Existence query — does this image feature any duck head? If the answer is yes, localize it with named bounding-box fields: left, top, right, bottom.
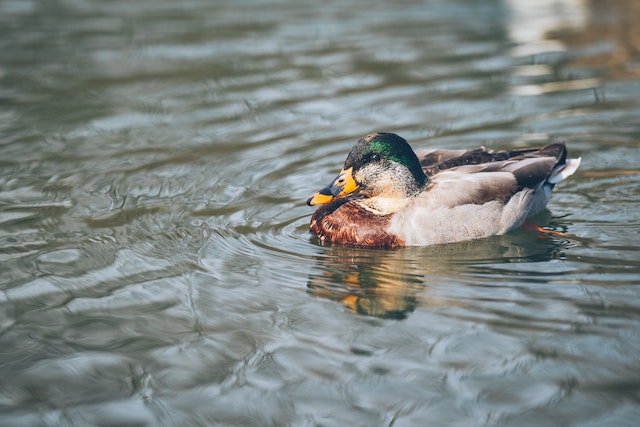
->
left=307, top=132, right=427, bottom=208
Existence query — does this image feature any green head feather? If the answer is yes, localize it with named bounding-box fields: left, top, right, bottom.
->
left=345, top=132, right=426, bottom=187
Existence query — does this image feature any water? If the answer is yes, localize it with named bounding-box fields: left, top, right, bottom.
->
left=1, top=0, right=639, bottom=426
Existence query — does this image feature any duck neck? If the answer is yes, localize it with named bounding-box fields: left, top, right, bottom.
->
left=359, top=178, right=425, bottom=214
left=359, top=195, right=412, bottom=215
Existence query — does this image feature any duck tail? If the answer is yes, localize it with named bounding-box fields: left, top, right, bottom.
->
left=536, top=142, right=581, bottom=185
left=548, top=157, right=581, bottom=184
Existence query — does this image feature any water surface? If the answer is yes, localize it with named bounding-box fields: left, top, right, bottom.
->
left=1, top=0, right=640, bottom=426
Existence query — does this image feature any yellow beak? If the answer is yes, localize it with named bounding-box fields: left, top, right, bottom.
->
left=306, top=167, right=359, bottom=206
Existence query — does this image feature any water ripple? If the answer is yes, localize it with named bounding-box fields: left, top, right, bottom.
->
left=1, top=0, right=640, bottom=426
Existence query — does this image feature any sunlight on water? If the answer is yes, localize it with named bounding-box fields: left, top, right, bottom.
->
left=1, top=0, right=640, bottom=426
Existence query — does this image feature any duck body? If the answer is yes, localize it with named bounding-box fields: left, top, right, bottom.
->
left=307, top=132, right=581, bottom=248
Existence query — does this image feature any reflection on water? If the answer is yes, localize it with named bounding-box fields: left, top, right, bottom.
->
left=508, top=0, right=640, bottom=98
left=308, top=220, right=575, bottom=319
left=308, top=247, right=424, bottom=319
left=1, top=0, right=640, bottom=426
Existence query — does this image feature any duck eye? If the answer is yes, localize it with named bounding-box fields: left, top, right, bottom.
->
left=370, top=153, right=381, bottom=162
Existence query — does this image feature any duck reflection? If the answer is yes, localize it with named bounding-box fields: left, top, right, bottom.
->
left=307, top=215, right=574, bottom=319
left=307, top=247, right=423, bottom=319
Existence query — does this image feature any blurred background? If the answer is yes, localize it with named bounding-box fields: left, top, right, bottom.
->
left=1, top=0, right=639, bottom=426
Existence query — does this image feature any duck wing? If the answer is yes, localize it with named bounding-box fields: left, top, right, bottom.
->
left=416, top=145, right=555, bottom=177
left=425, top=142, right=579, bottom=206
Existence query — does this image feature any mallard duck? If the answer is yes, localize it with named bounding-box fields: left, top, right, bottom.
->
left=306, top=132, right=581, bottom=248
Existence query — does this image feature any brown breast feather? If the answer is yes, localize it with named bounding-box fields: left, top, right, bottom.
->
left=309, top=198, right=402, bottom=248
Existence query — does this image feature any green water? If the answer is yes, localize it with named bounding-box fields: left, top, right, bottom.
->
left=1, top=0, right=639, bottom=426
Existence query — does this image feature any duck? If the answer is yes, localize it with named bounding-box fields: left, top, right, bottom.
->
left=306, top=132, right=581, bottom=248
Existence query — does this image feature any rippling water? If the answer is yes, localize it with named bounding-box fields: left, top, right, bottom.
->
left=1, top=0, right=640, bottom=426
